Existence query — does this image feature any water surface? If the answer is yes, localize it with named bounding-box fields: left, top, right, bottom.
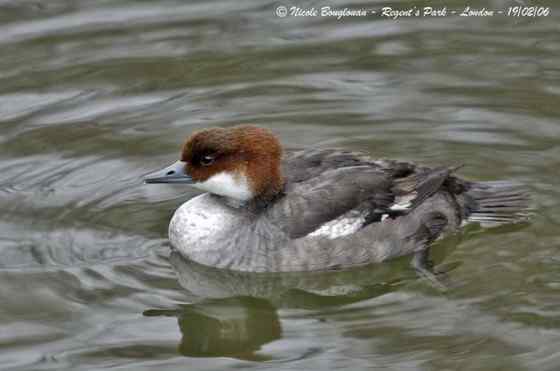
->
left=1, top=1, right=559, bottom=370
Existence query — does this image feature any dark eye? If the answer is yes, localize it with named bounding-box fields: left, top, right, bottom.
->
left=200, top=155, right=215, bottom=166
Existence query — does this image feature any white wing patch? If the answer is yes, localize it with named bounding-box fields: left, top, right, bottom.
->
left=389, top=193, right=416, bottom=211
left=308, top=192, right=418, bottom=240
left=309, top=211, right=366, bottom=239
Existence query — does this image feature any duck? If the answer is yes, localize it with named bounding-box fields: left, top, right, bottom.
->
left=145, top=125, right=530, bottom=273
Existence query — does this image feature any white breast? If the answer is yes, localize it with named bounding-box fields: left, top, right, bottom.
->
left=169, top=194, right=242, bottom=264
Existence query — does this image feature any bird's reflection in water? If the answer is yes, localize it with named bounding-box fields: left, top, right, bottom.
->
left=145, top=239, right=460, bottom=359
left=146, top=296, right=280, bottom=360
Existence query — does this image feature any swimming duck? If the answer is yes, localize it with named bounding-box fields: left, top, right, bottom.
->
left=145, top=125, right=529, bottom=273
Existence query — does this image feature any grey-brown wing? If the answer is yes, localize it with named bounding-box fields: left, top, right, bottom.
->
left=268, top=164, right=395, bottom=239
left=282, top=148, right=418, bottom=185
left=271, top=149, right=462, bottom=240
left=282, top=148, right=375, bottom=184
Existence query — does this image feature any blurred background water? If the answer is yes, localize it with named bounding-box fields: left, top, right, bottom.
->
left=1, top=0, right=559, bottom=370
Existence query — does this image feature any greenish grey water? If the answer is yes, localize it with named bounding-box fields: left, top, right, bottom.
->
left=1, top=1, right=559, bottom=370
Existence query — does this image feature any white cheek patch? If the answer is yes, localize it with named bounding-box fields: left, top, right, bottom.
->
left=192, top=171, right=253, bottom=201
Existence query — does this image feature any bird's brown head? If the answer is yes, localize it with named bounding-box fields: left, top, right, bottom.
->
left=145, top=125, right=284, bottom=202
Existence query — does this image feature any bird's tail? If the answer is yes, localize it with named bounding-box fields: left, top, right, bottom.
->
left=464, top=181, right=531, bottom=226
